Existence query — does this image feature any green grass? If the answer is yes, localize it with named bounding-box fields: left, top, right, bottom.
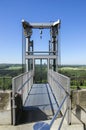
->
left=60, top=65, right=86, bottom=70
left=7, top=66, right=22, bottom=70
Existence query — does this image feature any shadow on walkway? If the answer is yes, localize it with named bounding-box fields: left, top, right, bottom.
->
left=19, top=107, right=52, bottom=125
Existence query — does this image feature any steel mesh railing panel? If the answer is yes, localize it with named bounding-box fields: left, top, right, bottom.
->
left=12, top=70, right=33, bottom=105
left=12, top=70, right=34, bottom=125
left=48, top=69, right=71, bottom=125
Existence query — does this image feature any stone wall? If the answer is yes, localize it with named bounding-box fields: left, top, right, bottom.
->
left=71, top=89, right=86, bottom=109
left=71, top=89, right=86, bottom=125
left=15, top=93, right=23, bottom=125
left=0, top=91, right=12, bottom=125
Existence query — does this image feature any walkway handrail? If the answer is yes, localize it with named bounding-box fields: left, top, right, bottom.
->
left=48, top=69, right=71, bottom=126
left=49, top=94, right=68, bottom=128
left=12, top=70, right=33, bottom=104
left=12, top=70, right=34, bottom=125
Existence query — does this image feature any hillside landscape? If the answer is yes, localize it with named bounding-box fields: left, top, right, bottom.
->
left=0, top=64, right=86, bottom=90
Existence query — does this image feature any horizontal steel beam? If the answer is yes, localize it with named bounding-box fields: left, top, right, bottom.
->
left=22, top=19, right=60, bottom=29
left=25, top=55, right=56, bottom=59
left=26, top=51, right=56, bottom=54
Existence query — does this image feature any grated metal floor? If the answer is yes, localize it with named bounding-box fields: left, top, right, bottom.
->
left=25, top=84, right=50, bottom=107
left=20, top=84, right=60, bottom=124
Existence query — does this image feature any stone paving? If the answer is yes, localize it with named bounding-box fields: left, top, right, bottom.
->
left=0, top=113, right=84, bottom=130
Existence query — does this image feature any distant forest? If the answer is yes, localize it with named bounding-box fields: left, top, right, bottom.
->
left=0, top=64, right=22, bottom=90
left=58, top=65, right=86, bottom=89
left=0, top=64, right=86, bottom=90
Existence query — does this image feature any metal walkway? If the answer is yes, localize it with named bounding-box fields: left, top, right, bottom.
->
left=21, top=84, right=60, bottom=123
left=12, top=70, right=71, bottom=127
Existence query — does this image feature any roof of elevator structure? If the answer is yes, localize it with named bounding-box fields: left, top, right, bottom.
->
left=22, top=19, right=60, bottom=29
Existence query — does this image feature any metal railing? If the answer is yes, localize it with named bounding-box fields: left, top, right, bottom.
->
left=12, top=70, right=33, bottom=105
left=12, top=69, right=71, bottom=127
left=12, top=70, right=33, bottom=125
left=48, top=69, right=71, bottom=127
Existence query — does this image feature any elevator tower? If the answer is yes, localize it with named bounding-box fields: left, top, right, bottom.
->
left=22, top=20, right=60, bottom=82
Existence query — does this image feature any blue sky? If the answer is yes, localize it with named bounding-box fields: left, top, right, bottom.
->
left=0, top=0, right=86, bottom=65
